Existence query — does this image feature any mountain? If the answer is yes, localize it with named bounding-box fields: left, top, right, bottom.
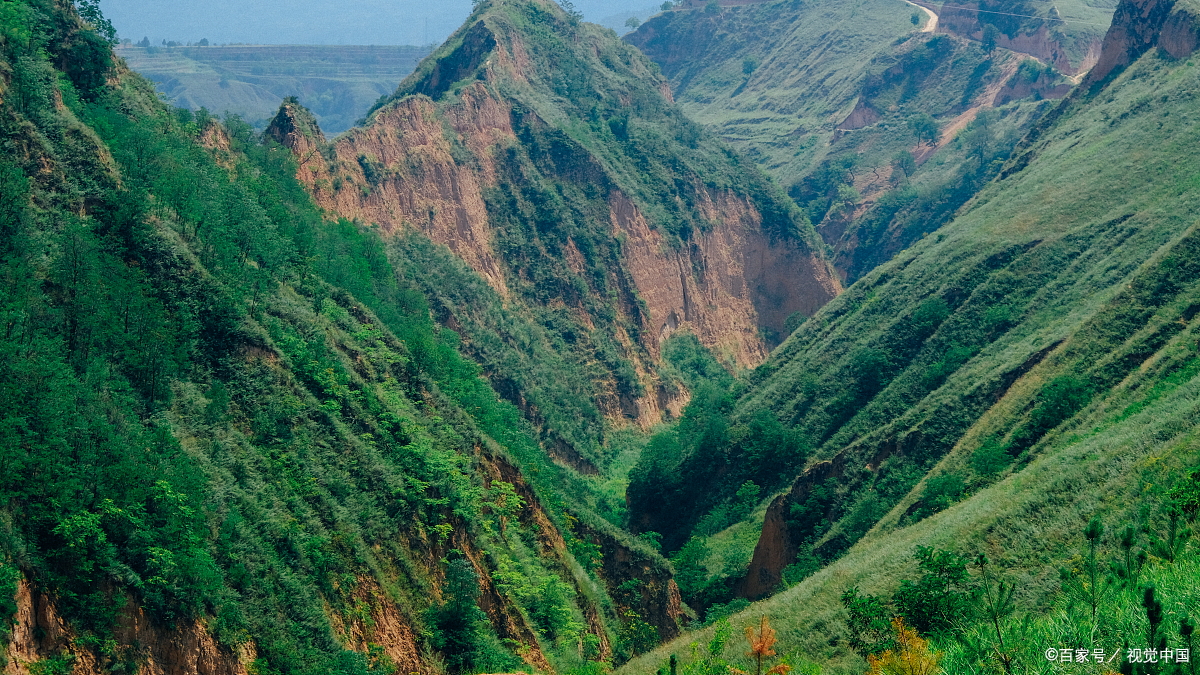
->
left=627, top=0, right=1115, bottom=283
left=117, top=44, right=431, bottom=133
left=0, top=1, right=697, bottom=673
left=263, top=0, right=842, bottom=479
left=618, top=0, right=1200, bottom=670
left=8, top=0, right=1200, bottom=673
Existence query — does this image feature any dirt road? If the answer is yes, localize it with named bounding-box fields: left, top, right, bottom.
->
left=904, top=0, right=938, bottom=33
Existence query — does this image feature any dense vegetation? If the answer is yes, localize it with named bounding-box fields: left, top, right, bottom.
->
left=0, top=1, right=676, bottom=673
left=620, top=4, right=1200, bottom=672
left=7, top=0, right=1200, bottom=674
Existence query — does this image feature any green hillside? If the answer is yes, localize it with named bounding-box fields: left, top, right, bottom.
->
left=627, top=0, right=1114, bottom=283
left=117, top=45, right=429, bottom=132
left=6, top=0, right=1200, bottom=673
left=0, top=2, right=681, bottom=673
left=619, top=0, right=1200, bottom=671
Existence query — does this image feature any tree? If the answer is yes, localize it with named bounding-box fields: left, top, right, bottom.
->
left=981, top=24, right=1000, bottom=56
left=842, top=587, right=896, bottom=657
left=891, top=150, right=916, bottom=182
left=198, top=37, right=209, bottom=46
left=911, top=13, right=920, bottom=26
left=743, top=616, right=791, bottom=675
left=975, top=555, right=1015, bottom=674
left=75, top=0, right=118, bottom=45
left=1060, top=517, right=1108, bottom=625
left=907, top=113, right=941, bottom=147
left=705, top=0, right=720, bottom=13
left=743, top=56, right=759, bottom=76
left=487, top=480, right=524, bottom=534
left=138, top=36, right=150, bottom=47
left=625, top=16, right=642, bottom=30
left=662, top=1, right=674, bottom=9
left=893, top=546, right=972, bottom=634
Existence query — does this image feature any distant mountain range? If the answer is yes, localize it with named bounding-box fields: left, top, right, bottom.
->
left=117, top=44, right=431, bottom=133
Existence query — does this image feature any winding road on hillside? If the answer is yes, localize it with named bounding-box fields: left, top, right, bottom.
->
left=904, top=0, right=938, bottom=32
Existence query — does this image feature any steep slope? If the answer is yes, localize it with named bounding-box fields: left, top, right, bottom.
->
left=920, top=0, right=1113, bottom=75
left=627, top=0, right=1087, bottom=284
left=0, top=1, right=683, bottom=673
left=623, top=0, right=1200, bottom=670
left=267, top=0, right=842, bottom=473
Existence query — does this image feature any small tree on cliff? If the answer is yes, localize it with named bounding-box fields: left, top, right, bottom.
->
left=981, top=24, right=1000, bottom=56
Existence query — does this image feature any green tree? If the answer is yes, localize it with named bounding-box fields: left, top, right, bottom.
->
left=743, top=56, right=759, bottom=76
left=1060, top=517, right=1108, bottom=624
left=487, top=480, right=525, bottom=534
left=662, top=1, right=674, bottom=9
left=75, top=0, right=117, bottom=45
left=841, top=587, right=896, bottom=657
left=891, top=150, right=916, bottom=182
left=911, top=13, right=920, bottom=26
left=975, top=554, right=1015, bottom=674
left=981, top=24, right=1000, bottom=56
left=705, top=0, right=720, bottom=13
left=907, top=113, right=941, bottom=147
left=625, top=16, right=642, bottom=30
left=892, top=546, right=972, bottom=634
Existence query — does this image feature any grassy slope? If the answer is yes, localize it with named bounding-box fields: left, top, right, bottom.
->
left=119, top=45, right=428, bottom=132
left=629, top=0, right=917, bottom=181
left=620, top=32, right=1200, bottom=675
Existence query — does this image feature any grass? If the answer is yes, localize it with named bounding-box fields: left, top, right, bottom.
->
left=619, top=38, right=1200, bottom=675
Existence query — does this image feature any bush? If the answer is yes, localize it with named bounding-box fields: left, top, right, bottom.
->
left=893, top=546, right=972, bottom=634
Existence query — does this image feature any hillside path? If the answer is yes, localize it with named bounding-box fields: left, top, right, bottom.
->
left=904, top=0, right=938, bottom=33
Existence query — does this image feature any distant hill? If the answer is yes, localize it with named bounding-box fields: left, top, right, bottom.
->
left=117, top=44, right=430, bottom=133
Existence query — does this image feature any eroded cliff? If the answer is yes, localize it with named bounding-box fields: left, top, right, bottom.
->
left=268, top=0, right=841, bottom=443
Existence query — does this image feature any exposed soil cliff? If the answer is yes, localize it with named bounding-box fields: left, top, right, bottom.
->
left=733, top=455, right=847, bottom=599
left=4, top=578, right=254, bottom=675
left=914, top=0, right=1105, bottom=75
left=329, top=577, right=429, bottom=675
left=1086, top=0, right=1200, bottom=83
left=573, top=521, right=687, bottom=643
left=268, top=1, right=842, bottom=436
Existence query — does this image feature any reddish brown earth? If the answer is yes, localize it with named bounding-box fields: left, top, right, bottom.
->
left=4, top=578, right=255, bottom=675
left=267, top=15, right=842, bottom=424
left=912, top=0, right=1105, bottom=75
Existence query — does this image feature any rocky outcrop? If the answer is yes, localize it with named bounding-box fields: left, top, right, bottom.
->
left=267, top=1, right=842, bottom=398
left=1086, top=0, right=1200, bottom=84
left=3, top=577, right=254, bottom=675
left=734, top=454, right=847, bottom=599
left=993, top=68, right=1072, bottom=105
left=917, top=0, right=1104, bottom=75
left=573, top=520, right=687, bottom=643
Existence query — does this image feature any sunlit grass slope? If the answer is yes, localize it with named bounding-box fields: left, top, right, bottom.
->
left=622, top=33, right=1200, bottom=675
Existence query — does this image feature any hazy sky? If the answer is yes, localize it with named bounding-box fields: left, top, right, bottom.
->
left=103, top=0, right=656, bottom=45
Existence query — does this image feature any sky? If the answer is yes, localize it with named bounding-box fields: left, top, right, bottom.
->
left=103, top=0, right=658, bottom=46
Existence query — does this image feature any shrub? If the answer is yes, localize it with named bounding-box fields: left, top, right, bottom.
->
left=893, top=547, right=972, bottom=634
